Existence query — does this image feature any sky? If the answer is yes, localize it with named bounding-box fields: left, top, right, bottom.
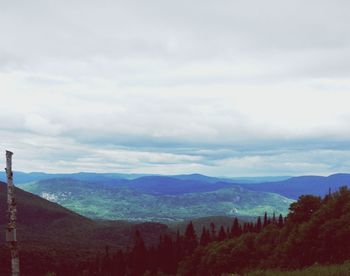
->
left=0, top=0, right=350, bottom=176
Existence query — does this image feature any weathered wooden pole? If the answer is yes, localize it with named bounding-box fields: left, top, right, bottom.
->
left=5, top=150, right=20, bottom=276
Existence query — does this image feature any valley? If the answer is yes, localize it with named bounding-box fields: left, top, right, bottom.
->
left=19, top=175, right=293, bottom=221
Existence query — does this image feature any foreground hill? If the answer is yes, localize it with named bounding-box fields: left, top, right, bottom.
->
left=21, top=178, right=293, bottom=221
left=0, top=181, right=171, bottom=249
left=0, top=181, right=172, bottom=275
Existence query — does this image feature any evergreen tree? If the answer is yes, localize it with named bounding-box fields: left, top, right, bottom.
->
left=184, top=221, right=198, bottom=256
left=231, top=217, right=242, bottom=237
left=218, top=225, right=227, bottom=241
left=255, top=216, right=262, bottom=232
left=158, top=234, right=176, bottom=274
left=129, top=230, right=148, bottom=276
left=210, top=222, right=216, bottom=241
left=278, top=214, right=284, bottom=228
left=263, top=212, right=268, bottom=227
left=272, top=212, right=276, bottom=225
left=102, top=245, right=112, bottom=275
left=113, top=250, right=126, bottom=276
left=200, top=227, right=211, bottom=246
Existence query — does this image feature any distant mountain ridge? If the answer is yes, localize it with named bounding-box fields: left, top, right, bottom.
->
left=0, top=171, right=290, bottom=185
left=0, top=171, right=149, bottom=184
left=243, top=173, right=350, bottom=199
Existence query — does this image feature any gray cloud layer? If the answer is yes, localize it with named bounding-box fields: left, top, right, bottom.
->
left=0, top=0, right=350, bottom=176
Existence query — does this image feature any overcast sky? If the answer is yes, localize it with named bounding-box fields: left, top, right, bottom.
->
left=0, top=0, right=350, bottom=176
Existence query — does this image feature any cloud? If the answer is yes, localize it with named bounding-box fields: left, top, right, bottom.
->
left=0, top=1, right=349, bottom=175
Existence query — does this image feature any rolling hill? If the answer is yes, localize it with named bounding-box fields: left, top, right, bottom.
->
left=21, top=178, right=293, bottom=221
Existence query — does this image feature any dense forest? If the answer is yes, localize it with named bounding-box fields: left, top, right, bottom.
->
left=2, top=186, right=350, bottom=275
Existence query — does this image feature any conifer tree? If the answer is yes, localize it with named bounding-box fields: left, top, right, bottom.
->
left=184, top=221, right=198, bottom=256
left=113, top=250, right=126, bottom=276
left=129, top=230, right=148, bottom=276
left=256, top=216, right=262, bottom=232
left=200, top=227, right=210, bottom=246
left=218, top=226, right=227, bottom=241
left=231, top=217, right=242, bottom=237
left=278, top=214, right=284, bottom=228
left=210, top=222, right=216, bottom=241
left=272, top=212, right=276, bottom=225
left=263, top=212, right=268, bottom=227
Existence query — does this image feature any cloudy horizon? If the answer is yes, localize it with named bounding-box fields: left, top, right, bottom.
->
left=1, top=0, right=350, bottom=176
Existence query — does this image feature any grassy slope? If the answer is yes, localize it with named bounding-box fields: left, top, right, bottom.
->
left=246, top=262, right=350, bottom=276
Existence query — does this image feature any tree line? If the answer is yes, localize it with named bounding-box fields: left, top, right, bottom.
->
left=79, top=187, right=350, bottom=275
left=5, top=186, right=350, bottom=275
left=77, top=213, right=286, bottom=275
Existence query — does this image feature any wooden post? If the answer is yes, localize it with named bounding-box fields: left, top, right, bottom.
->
left=5, top=150, right=20, bottom=276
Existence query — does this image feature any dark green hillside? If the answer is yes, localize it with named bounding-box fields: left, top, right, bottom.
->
left=0, top=181, right=95, bottom=247
left=0, top=181, right=172, bottom=274
left=21, top=178, right=293, bottom=221
left=47, top=187, right=350, bottom=275
left=177, top=187, right=350, bottom=275
left=0, top=180, right=171, bottom=247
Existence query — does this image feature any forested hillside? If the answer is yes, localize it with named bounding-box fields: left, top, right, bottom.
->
left=0, top=182, right=171, bottom=275
left=2, top=186, right=346, bottom=275
left=178, top=186, right=350, bottom=275
left=52, top=186, right=349, bottom=276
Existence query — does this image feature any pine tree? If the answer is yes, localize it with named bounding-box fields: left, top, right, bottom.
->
left=272, top=212, right=276, bottom=225
left=200, top=227, right=211, bottom=246
left=210, top=222, right=216, bottom=240
left=263, top=212, right=268, bottom=227
left=102, top=245, right=112, bottom=275
left=184, top=221, right=198, bottom=256
left=158, top=234, right=176, bottom=274
left=129, top=230, right=148, bottom=276
left=278, top=214, right=284, bottom=228
left=218, top=226, right=227, bottom=241
left=113, top=250, right=126, bottom=276
left=255, top=216, right=262, bottom=232
left=231, top=217, right=242, bottom=237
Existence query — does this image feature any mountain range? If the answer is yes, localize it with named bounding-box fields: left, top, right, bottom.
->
left=2, top=171, right=349, bottom=222
left=1, top=171, right=350, bottom=274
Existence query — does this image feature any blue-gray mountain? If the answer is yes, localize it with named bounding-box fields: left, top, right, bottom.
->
left=243, top=173, right=350, bottom=199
